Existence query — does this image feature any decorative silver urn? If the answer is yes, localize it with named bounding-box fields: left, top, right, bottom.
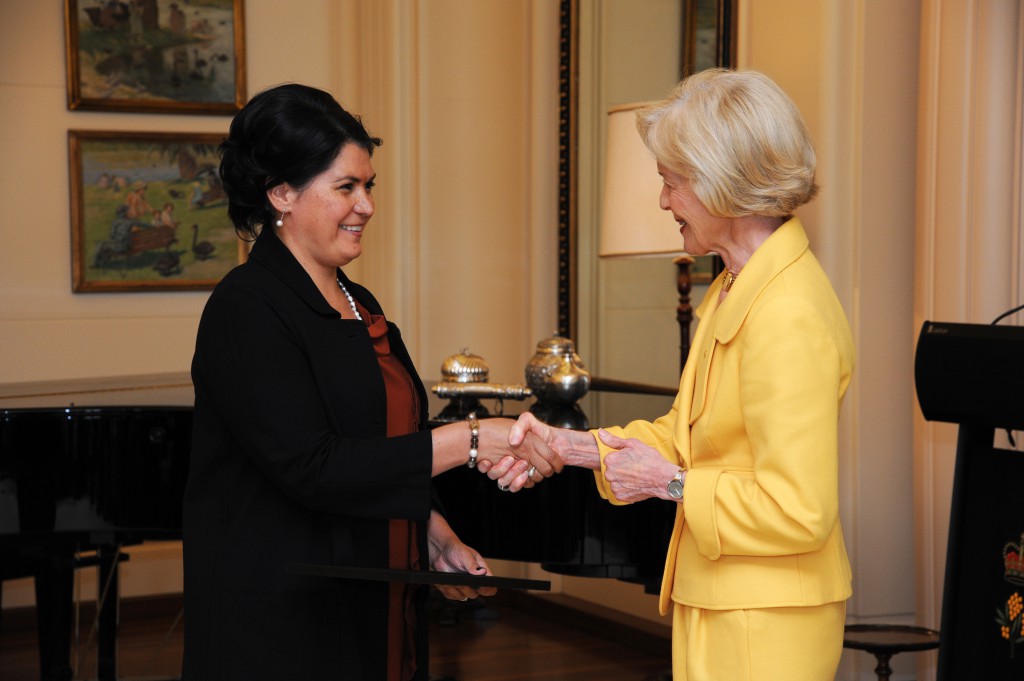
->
left=432, top=349, right=532, bottom=422
left=524, top=335, right=591, bottom=405
left=439, top=348, right=490, bottom=384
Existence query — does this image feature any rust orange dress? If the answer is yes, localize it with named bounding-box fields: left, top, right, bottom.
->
left=361, top=301, right=422, bottom=681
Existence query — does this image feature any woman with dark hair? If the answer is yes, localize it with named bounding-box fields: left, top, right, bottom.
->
left=182, top=83, right=557, bottom=681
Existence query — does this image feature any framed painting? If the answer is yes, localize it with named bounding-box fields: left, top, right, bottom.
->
left=69, top=130, right=241, bottom=292
left=64, top=0, right=246, bottom=115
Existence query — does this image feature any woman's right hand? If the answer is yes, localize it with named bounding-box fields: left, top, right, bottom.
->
left=482, top=412, right=600, bottom=491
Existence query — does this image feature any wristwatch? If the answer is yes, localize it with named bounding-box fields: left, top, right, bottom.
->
left=667, top=469, right=685, bottom=500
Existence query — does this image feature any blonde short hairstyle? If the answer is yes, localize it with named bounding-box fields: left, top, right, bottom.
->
left=636, top=69, right=818, bottom=218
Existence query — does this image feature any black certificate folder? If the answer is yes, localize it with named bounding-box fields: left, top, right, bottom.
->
left=286, top=562, right=552, bottom=591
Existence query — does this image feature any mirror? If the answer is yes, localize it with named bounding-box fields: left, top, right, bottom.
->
left=684, top=0, right=738, bottom=74
left=556, top=0, right=737, bottom=357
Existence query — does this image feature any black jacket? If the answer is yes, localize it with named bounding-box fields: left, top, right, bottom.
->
left=182, top=228, right=434, bottom=680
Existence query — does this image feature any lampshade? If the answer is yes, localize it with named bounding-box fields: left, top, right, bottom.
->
left=598, top=102, right=685, bottom=258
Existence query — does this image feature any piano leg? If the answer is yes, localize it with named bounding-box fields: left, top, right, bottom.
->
left=32, top=548, right=74, bottom=681
left=95, top=545, right=121, bottom=681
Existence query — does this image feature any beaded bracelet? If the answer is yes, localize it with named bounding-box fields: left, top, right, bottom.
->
left=466, top=412, right=480, bottom=468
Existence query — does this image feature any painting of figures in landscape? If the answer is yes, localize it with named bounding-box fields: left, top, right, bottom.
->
left=66, top=0, right=245, bottom=114
left=70, top=131, right=240, bottom=292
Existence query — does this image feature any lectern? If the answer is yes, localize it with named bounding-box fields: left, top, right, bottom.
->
left=915, top=321, right=1024, bottom=681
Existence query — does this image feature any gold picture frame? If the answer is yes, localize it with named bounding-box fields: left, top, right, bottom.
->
left=69, top=129, right=241, bottom=292
left=64, top=0, right=246, bottom=115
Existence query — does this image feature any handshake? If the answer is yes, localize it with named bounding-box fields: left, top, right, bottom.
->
left=456, top=411, right=674, bottom=506
left=459, top=411, right=599, bottom=493
left=462, top=412, right=559, bottom=492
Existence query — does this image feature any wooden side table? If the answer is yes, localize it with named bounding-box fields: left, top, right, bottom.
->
left=843, top=624, right=941, bottom=681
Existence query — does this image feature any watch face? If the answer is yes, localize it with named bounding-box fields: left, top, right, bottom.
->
left=667, top=479, right=684, bottom=499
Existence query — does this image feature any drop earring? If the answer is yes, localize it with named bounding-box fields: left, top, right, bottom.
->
left=275, top=211, right=286, bottom=228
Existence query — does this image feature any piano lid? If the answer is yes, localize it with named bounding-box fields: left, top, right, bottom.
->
left=0, top=371, right=194, bottom=410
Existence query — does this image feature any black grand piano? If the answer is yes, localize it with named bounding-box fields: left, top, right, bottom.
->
left=0, top=373, right=193, bottom=681
left=1, top=372, right=675, bottom=680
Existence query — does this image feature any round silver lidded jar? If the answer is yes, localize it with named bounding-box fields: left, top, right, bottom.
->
left=524, top=335, right=591, bottom=405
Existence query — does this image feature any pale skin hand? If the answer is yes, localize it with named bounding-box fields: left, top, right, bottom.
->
left=594, top=429, right=681, bottom=503
left=427, top=509, right=497, bottom=600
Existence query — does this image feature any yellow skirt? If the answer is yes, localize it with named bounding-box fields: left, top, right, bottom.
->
left=672, top=600, right=846, bottom=681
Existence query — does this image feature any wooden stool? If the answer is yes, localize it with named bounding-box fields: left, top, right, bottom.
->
left=843, top=624, right=940, bottom=681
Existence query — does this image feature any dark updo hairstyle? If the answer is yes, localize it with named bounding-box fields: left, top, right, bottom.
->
left=219, top=83, right=383, bottom=239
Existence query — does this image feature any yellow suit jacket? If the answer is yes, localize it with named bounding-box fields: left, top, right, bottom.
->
left=593, top=218, right=854, bottom=615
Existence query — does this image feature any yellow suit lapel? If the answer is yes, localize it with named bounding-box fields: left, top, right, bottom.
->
left=658, top=281, right=721, bottom=615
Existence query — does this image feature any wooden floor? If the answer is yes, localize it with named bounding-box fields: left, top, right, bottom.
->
left=0, top=592, right=671, bottom=680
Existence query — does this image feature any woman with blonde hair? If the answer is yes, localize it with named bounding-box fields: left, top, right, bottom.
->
left=499, top=69, right=854, bottom=680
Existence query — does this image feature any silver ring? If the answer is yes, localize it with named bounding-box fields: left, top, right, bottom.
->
left=527, top=466, right=537, bottom=478
left=497, top=483, right=508, bottom=492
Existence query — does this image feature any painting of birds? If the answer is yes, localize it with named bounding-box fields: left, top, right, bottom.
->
left=191, top=224, right=215, bottom=261
left=152, top=251, right=181, bottom=277
left=83, top=1, right=130, bottom=30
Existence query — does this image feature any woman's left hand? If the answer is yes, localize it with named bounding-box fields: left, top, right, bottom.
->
left=597, top=429, right=681, bottom=503
left=428, top=510, right=497, bottom=601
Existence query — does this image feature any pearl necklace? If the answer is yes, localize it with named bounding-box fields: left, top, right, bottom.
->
left=336, top=279, right=363, bottom=321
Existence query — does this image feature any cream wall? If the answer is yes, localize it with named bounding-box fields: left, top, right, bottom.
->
left=6, top=4, right=1020, bottom=681
left=0, top=0, right=557, bottom=386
